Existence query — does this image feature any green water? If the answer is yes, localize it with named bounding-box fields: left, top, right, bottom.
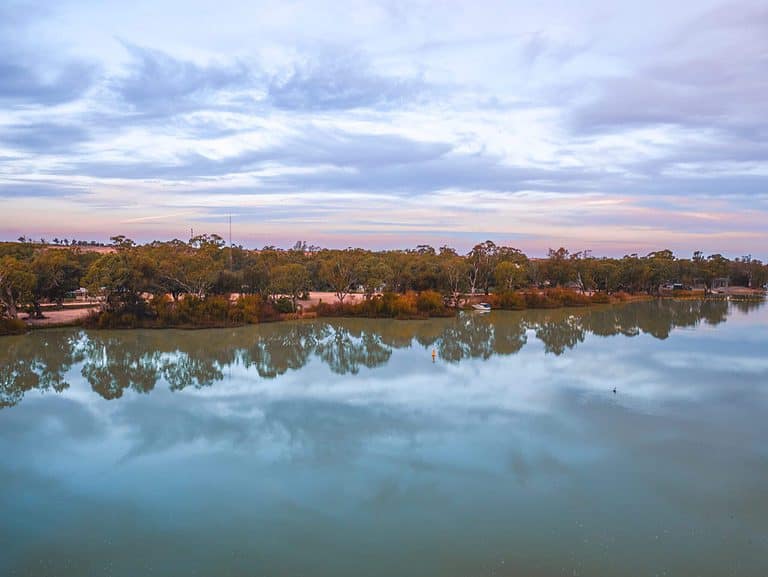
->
left=1, top=299, right=767, bottom=576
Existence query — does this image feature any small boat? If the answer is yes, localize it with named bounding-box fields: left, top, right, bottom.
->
left=472, top=302, right=491, bottom=312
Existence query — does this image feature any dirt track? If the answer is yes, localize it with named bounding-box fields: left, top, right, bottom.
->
left=297, top=291, right=364, bottom=308
left=24, top=307, right=99, bottom=327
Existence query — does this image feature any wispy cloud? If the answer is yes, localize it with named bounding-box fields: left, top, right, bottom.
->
left=120, top=211, right=198, bottom=224
left=267, top=48, right=426, bottom=110
left=111, top=43, right=254, bottom=115
left=0, top=0, right=765, bottom=256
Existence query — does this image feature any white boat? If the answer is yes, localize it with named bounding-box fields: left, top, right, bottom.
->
left=472, top=302, right=491, bottom=312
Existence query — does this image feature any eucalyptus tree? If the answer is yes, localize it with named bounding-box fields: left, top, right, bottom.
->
left=149, top=240, right=219, bottom=300
left=0, top=256, right=35, bottom=318
left=467, top=240, right=498, bottom=294
left=543, top=247, right=576, bottom=287
left=32, top=249, right=84, bottom=311
left=356, top=255, right=393, bottom=298
left=439, top=252, right=469, bottom=305
left=270, top=263, right=311, bottom=311
left=83, top=238, right=157, bottom=313
left=617, top=254, right=650, bottom=293
left=319, top=250, right=360, bottom=303
left=406, top=245, right=442, bottom=291
left=642, top=250, right=675, bottom=293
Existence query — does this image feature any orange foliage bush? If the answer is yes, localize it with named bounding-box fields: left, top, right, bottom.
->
left=86, top=294, right=275, bottom=328
left=314, top=291, right=449, bottom=319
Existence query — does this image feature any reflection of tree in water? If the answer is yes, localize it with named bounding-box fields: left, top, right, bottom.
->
left=0, top=330, right=82, bottom=408
left=582, top=308, right=641, bottom=338
left=631, top=299, right=728, bottom=339
left=432, top=313, right=525, bottom=361
left=371, top=320, right=420, bottom=350
left=412, top=321, right=450, bottom=349
left=511, top=299, right=734, bottom=355
left=241, top=322, right=325, bottom=378
left=730, top=299, right=766, bottom=314
left=80, top=330, right=245, bottom=396
left=1, top=299, right=762, bottom=405
left=533, top=314, right=586, bottom=355
left=156, top=331, right=237, bottom=390
left=528, top=299, right=732, bottom=348
left=315, top=325, right=392, bottom=374
left=493, top=317, right=528, bottom=355
left=699, top=300, right=730, bottom=325
left=80, top=333, right=162, bottom=399
left=438, top=314, right=495, bottom=362
left=163, top=355, right=223, bottom=390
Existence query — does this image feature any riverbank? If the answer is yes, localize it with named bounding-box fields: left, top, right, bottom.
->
left=4, top=289, right=763, bottom=334
left=24, top=306, right=100, bottom=327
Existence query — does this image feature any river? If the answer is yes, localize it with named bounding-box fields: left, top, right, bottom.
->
left=1, top=299, right=767, bottom=576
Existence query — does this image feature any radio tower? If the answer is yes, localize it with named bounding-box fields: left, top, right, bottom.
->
left=228, top=214, right=233, bottom=270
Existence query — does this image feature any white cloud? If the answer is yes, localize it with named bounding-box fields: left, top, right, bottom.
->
left=0, top=0, right=766, bottom=256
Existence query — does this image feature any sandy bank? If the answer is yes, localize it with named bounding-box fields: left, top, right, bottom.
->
left=25, top=307, right=98, bottom=327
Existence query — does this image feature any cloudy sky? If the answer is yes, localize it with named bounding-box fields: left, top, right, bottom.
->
left=1, top=0, right=766, bottom=257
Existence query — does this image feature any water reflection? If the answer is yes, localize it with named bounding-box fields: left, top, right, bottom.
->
left=0, top=330, right=84, bottom=408
left=0, top=299, right=757, bottom=408
left=1, top=298, right=767, bottom=577
left=316, top=326, right=393, bottom=374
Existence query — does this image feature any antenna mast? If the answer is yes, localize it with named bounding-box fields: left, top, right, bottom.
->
left=228, top=214, right=233, bottom=270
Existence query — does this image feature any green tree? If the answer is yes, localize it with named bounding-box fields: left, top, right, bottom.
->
left=270, top=263, right=310, bottom=311
left=320, top=251, right=359, bottom=303
left=439, top=253, right=469, bottom=305
left=544, top=247, right=576, bottom=287
left=646, top=250, right=675, bottom=294
left=617, top=254, right=649, bottom=293
left=467, top=240, right=498, bottom=294
left=0, top=256, right=35, bottom=319
left=494, top=260, right=526, bottom=291
left=243, top=253, right=272, bottom=296
left=593, top=259, right=620, bottom=292
left=356, top=256, right=392, bottom=298
left=152, top=242, right=218, bottom=299
left=84, top=241, right=156, bottom=313
left=32, top=249, right=83, bottom=311
left=704, top=254, right=730, bottom=292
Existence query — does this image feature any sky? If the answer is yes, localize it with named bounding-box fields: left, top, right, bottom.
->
left=1, top=0, right=767, bottom=257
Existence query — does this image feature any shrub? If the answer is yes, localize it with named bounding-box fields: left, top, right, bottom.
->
left=384, top=292, right=418, bottom=318
left=493, top=291, right=526, bottom=310
left=551, top=288, right=591, bottom=307
left=273, top=297, right=295, bottom=313
left=231, top=295, right=261, bottom=324
left=256, top=300, right=281, bottom=322
left=523, top=291, right=558, bottom=308
left=86, top=294, right=269, bottom=328
left=0, top=318, right=27, bottom=335
left=416, top=290, right=444, bottom=314
left=312, top=291, right=444, bottom=319
left=671, top=289, right=698, bottom=298
left=589, top=292, right=611, bottom=304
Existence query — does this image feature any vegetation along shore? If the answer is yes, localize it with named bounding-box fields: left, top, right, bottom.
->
left=1, top=236, right=765, bottom=334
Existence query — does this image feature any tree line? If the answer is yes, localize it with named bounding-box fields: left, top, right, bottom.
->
left=15, top=236, right=107, bottom=247
left=1, top=236, right=766, bottom=329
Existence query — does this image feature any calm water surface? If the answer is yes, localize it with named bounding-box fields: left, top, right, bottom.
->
left=1, top=300, right=767, bottom=576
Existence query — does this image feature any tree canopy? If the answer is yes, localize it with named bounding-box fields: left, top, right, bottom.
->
left=1, top=238, right=765, bottom=323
